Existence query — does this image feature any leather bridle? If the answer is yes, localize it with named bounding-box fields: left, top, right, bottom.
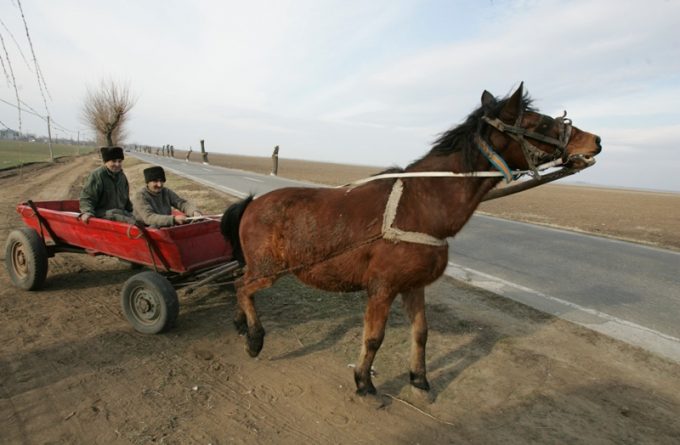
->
left=481, top=110, right=573, bottom=178
left=342, top=108, right=594, bottom=200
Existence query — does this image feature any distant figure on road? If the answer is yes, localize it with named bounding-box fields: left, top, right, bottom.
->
left=271, top=145, right=279, bottom=176
left=185, top=146, right=192, bottom=162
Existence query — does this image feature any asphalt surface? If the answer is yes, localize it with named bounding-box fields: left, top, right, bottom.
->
left=132, top=152, right=680, bottom=363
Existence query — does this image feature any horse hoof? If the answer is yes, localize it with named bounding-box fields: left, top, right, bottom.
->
left=354, top=383, right=377, bottom=396
left=233, top=319, right=248, bottom=335
left=355, top=387, right=377, bottom=396
left=409, top=372, right=430, bottom=391
left=245, top=345, right=260, bottom=357
left=246, top=332, right=264, bottom=357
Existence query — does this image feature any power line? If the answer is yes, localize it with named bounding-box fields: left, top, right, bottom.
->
left=0, top=96, right=77, bottom=136
left=2, top=3, right=82, bottom=141
left=0, top=96, right=43, bottom=118
left=17, top=0, right=51, bottom=106
left=0, top=18, right=31, bottom=72
left=0, top=47, right=10, bottom=87
left=0, top=32, right=21, bottom=131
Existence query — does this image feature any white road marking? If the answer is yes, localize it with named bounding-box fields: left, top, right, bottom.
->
left=244, top=177, right=263, bottom=183
left=445, top=261, right=680, bottom=364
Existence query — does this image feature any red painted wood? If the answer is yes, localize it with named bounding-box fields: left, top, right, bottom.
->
left=16, top=200, right=232, bottom=273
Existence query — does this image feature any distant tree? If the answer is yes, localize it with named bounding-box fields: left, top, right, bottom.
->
left=82, top=80, right=135, bottom=146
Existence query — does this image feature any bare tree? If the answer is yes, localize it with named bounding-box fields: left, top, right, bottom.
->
left=82, top=80, right=135, bottom=146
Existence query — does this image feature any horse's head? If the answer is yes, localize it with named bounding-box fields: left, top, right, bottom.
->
left=480, top=83, right=602, bottom=173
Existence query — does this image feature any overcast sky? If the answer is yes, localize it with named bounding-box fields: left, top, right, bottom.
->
left=1, top=0, right=679, bottom=192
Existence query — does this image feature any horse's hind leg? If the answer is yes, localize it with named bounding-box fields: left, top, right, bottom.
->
left=401, top=287, right=430, bottom=391
left=233, top=305, right=247, bottom=335
left=354, top=289, right=396, bottom=395
left=235, top=276, right=273, bottom=357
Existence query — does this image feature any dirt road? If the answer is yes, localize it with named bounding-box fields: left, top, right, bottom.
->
left=1, top=155, right=679, bottom=444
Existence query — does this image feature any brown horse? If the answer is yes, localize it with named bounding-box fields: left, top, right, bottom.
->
left=221, top=83, right=602, bottom=395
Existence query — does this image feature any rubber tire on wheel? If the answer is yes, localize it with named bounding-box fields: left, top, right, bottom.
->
left=121, top=271, right=179, bottom=334
left=5, top=228, right=48, bottom=290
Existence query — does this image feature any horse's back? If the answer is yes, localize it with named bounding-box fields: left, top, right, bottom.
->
left=239, top=185, right=385, bottom=272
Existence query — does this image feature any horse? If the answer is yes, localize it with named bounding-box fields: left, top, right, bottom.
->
left=221, top=83, right=602, bottom=395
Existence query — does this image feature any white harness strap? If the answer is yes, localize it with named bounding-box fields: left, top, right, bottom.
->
left=382, top=179, right=448, bottom=247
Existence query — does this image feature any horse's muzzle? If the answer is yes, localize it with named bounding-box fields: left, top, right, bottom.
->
left=565, top=153, right=597, bottom=170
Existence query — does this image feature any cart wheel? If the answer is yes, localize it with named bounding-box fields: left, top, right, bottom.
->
left=121, top=271, right=179, bottom=334
left=5, top=228, right=48, bottom=290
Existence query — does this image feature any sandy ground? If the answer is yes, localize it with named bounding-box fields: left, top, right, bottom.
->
left=1, top=154, right=679, bottom=444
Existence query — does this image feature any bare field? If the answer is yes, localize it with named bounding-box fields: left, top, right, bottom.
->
left=1, top=154, right=679, bottom=444
left=478, top=183, right=680, bottom=251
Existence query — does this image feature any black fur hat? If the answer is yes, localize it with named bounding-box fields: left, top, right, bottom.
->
left=144, top=166, right=166, bottom=183
left=100, top=146, right=124, bottom=162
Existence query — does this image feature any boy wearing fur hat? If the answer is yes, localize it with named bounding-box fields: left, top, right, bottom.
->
left=133, top=166, right=202, bottom=227
left=79, top=146, right=135, bottom=224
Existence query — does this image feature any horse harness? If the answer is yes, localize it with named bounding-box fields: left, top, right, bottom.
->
left=377, top=110, right=574, bottom=247
left=382, top=179, right=448, bottom=247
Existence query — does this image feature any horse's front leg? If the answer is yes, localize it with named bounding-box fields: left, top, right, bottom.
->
left=401, top=287, right=430, bottom=391
left=354, top=289, right=396, bottom=395
left=235, top=276, right=272, bottom=357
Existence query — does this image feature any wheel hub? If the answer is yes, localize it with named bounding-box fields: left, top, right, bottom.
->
left=12, top=243, right=28, bottom=278
left=132, top=290, right=159, bottom=322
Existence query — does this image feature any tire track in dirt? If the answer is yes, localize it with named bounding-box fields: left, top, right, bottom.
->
left=7, top=155, right=95, bottom=201
left=158, top=351, right=330, bottom=443
left=0, top=155, right=96, bottom=249
left=0, top=155, right=138, bottom=443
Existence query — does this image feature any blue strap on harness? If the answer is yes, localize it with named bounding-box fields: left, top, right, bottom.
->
left=476, top=136, right=514, bottom=183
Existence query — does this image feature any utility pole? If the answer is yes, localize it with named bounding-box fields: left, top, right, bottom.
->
left=46, top=115, right=54, bottom=162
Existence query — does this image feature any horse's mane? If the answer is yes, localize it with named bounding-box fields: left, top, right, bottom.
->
left=405, top=90, right=535, bottom=171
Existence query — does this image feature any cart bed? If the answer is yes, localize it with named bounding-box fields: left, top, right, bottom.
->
left=16, top=200, right=232, bottom=274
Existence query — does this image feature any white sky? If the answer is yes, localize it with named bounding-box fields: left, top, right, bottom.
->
left=1, top=0, right=679, bottom=192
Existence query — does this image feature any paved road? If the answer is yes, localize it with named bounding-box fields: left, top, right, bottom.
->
left=132, top=153, right=680, bottom=363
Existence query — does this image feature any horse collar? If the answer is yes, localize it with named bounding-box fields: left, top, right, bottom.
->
left=382, top=179, right=448, bottom=247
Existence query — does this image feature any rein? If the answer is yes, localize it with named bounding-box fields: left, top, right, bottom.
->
left=342, top=157, right=568, bottom=189
left=338, top=110, right=589, bottom=246
left=342, top=109, right=587, bottom=201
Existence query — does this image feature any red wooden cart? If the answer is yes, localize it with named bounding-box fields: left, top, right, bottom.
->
left=5, top=200, right=241, bottom=334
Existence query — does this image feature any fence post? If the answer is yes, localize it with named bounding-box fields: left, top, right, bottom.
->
left=271, top=145, right=279, bottom=175
left=200, top=139, right=209, bottom=164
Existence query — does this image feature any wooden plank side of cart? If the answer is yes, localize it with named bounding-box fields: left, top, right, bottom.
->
left=16, top=200, right=233, bottom=273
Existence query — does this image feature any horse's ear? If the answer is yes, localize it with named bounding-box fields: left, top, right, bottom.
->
left=499, top=82, right=524, bottom=122
left=481, top=90, right=495, bottom=108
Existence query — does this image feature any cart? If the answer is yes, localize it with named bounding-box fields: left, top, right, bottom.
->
left=5, top=200, right=242, bottom=334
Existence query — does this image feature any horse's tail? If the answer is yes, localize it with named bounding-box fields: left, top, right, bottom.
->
left=221, top=195, right=254, bottom=265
